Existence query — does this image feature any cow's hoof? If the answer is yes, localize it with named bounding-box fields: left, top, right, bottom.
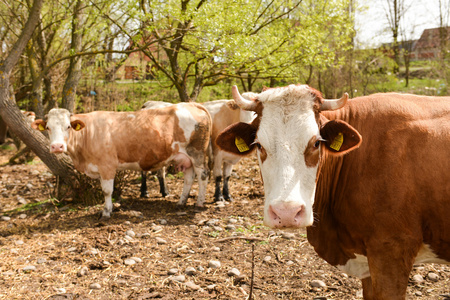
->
left=224, top=195, right=233, bottom=202
left=140, top=193, right=149, bottom=198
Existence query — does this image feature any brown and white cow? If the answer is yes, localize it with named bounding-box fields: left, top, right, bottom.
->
left=203, top=99, right=255, bottom=202
left=32, top=104, right=211, bottom=217
left=216, top=85, right=450, bottom=299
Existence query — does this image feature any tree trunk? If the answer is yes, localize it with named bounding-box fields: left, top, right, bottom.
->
left=61, top=0, right=84, bottom=112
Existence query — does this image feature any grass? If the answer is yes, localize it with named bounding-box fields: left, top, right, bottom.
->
left=2, top=198, right=57, bottom=215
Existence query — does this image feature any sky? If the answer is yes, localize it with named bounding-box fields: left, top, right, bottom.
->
left=354, top=0, right=448, bottom=48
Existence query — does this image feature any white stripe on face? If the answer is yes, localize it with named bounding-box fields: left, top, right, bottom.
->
left=46, top=109, right=72, bottom=153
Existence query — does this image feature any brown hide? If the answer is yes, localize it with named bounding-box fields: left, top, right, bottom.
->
left=308, top=93, right=450, bottom=293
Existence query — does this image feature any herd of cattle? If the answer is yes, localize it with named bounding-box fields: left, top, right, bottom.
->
left=3, top=83, right=449, bottom=300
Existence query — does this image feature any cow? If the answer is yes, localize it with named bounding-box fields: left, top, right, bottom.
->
left=31, top=103, right=211, bottom=218
left=139, top=100, right=173, bottom=198
left=202, top=98, right=255, bottom=202
left=216, top=84, right=450, bottom=299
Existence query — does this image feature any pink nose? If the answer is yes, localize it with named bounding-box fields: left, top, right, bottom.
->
left=50, top=143, right=65, bottom=153
left=267, top=203, right=305, bottom=228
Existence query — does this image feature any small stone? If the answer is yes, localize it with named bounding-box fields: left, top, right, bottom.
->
left=310, top=279, right=327, bottom=288
left=189, top=225, right=198, bottom=230
left=89, top=283, right=101, bottom=290
left=18, top=214, right=27, bottom=219
left=185, top=267, right=196, bottom=276
left=198, top=265, right=205, bottom=272
left=215, top=202, right=226, bottom=208
left=26, top=183, right=33, bottom=189
left=159, top=219, right=168, bottom=225
left=168, top=268, right=179, bottom=275
left=412, top=274, right=424, bottom=283
left=124, top=258, right=136, bottom=266
left=286, top=260, right=294, bottom=266
left=129, top=210, right=142, bottom=217
left=125, top=230, right=136, bottom=238
left=130, top=257, right=142, bottom=263
left=37, top=258, right=47, bottom=264
left=53, top=287, right=66, bottom=294
left=227, top=268, right=241, bottom=277
left=263, top=256, right=271, bottom=263
left=67, top=247, right=77, bottom=252
left=228, top=218, right=238, bottom=224
left=184, top=281, right=201, bottom=290
left=208, top=260, right=221, bottom=269
left=17, top=196, right=28, bottom=205
left=124, top=221, right=131, bottom=225
left=415, top=291, right=423, bottom=296
left=175, top=212, right=187, bottom=216
left=280, top=232, right=295, bottom=239
left=213, top=226, right=223, bottom=232
left=1, top=216, right=10, bottom=221
left=15, top=240, right=24, bottom=246
left=172, top=275, right=186, bottom=282
left=206, top=219, right=219, bottom=226
left=225, top=224, right=236, bottom=230
left=211, top=246, right=221, bottom=252
left=151, top=225, right=163, bottom=232
left=23, top=265, right=36, bottom=272
left=77, top=266, right=89, bottom=277
left=427, top=272, right=439, bottom=282
left=156, top=237, right=167, bottom=244
left=206, top=284, right=216, bottom=290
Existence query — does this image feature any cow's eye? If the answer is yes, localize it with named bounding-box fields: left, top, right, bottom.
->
left=67, top=125, right=71, bottom=129
left=314, top=140, right=320, bottom=148
left=255, top=142, right=262, bottom=150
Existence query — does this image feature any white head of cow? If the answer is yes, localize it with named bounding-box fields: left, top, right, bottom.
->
left=216, top=85, right=361, bottom=229
left=31, top=108, right=85, bottom=153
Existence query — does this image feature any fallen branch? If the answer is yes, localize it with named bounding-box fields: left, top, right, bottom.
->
left=215, top=236, right=265, bottom=242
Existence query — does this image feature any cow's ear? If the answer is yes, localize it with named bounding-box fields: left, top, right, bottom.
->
left=320, top=119, right=362, bottom=155
left=216, top=122, right=257, bottom=156
left=71, top=119, right=85, bottom=131
left=31, top=119, right=47, bottom=131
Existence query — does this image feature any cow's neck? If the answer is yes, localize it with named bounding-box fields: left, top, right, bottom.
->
left=307, top=105, right=358, bottom=266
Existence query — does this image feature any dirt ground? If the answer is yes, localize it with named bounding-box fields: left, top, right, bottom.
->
left=0, top=144, right=449, bottom=300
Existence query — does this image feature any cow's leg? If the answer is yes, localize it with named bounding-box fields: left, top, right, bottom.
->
left=157, top=167, right=169, bottom=197
left=194, top=164, right=209, bottom=207
left=212, top=153, right=224, bottom=202
left=140, top=171, right=148, bottom=198
left=366, top=240, right=418, bottom=300
left=222, top=162, right=234, bottom=202
left=361, top=277, right=375, bottom=300
left=178, top=167, right=195, bottom=206
left=100, top=178, right=115, bottom=218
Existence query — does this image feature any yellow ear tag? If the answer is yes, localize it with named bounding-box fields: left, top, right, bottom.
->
left=330, top=132, right=344, bottom=151
left=75, top=123, right=81, bottom=131
left=235, top=137, right=250, bottom=152
left=38, top=124, right=45, bottom=131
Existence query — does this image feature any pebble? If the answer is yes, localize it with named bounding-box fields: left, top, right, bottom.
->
left=198, top=265, right=205, bottom=272
left=172, top=275, right=186, bottom=282
left=129, top=210, right=142, bottom=217
left=125, top=230, right=136, bottom=238
left=280, top=232, right=295, bottom=239
left=310, top=279, right=327, bottom=288
left=17, top=196, right=28, bottom=205
left=286, top=260, right=294, bottom=266
left=156, top=237, right=167, bottom=244
left=151, top=225, right=163, bottom=232
left=124, top=221, right=131, bottom=225
left=168, top=268, right=179, bottom=275
left=215, top=202, right=226, bottom=208
left=37, top=258, right=47, bottom=264
left=67, top=247, right=77, bottom=252
left=53, top=287, right=66, bottom=294
left=23, top=265, right=36, bottom=272
left=184, top=281, right=201, bottom=290
left=130, top=257, right=142, bottom=263
left=159, top=219, right=168, bottom=225
left=228, top=218, right=238, bottom=224
left=77, top=266, right=89, bottom=277
left=213, top=226, right=223, bottom=232
left=206, top=219, right=219, bottom=226
left=18, top=214, right=27, bottom=219
left=208, top=260, right=221, bottom=269
left=124, top=259, right=136, bottom=266
left=225, top=224, right=236, bottom=230
left=1, top=216, right=10, bottom=221
left=207, top=284, right=216, bottom=290
left=89, top=283, right=101, bottom=290
left=263, top=256, right=271, bottom=263
left=412, top=274, right=424, bottom=283
left=415, top=291, right=423, bottom=296
left=124, top=235, right=134, bottom=242
left=227, top=268, right=241, bottom=277
left=175, top=212, right=187, bottom=216
left=26, top=183, right=33, bottom=189
left=15, top=240, right=24, bottom=246
left=211, top=246, right=221, bottom=252
left=427, top=272, right=439, bottom=282
left=185, top=267, right=196, bottom=276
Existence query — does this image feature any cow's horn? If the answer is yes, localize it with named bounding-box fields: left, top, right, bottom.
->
left=231, top=85, right=258, bottom=111
left=320, top=93, right=348, bottom=111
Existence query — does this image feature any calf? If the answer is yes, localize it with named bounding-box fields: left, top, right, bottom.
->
left=216, top=85, right=450, bottom=299
left=32, top=104, right=211, bottom=217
